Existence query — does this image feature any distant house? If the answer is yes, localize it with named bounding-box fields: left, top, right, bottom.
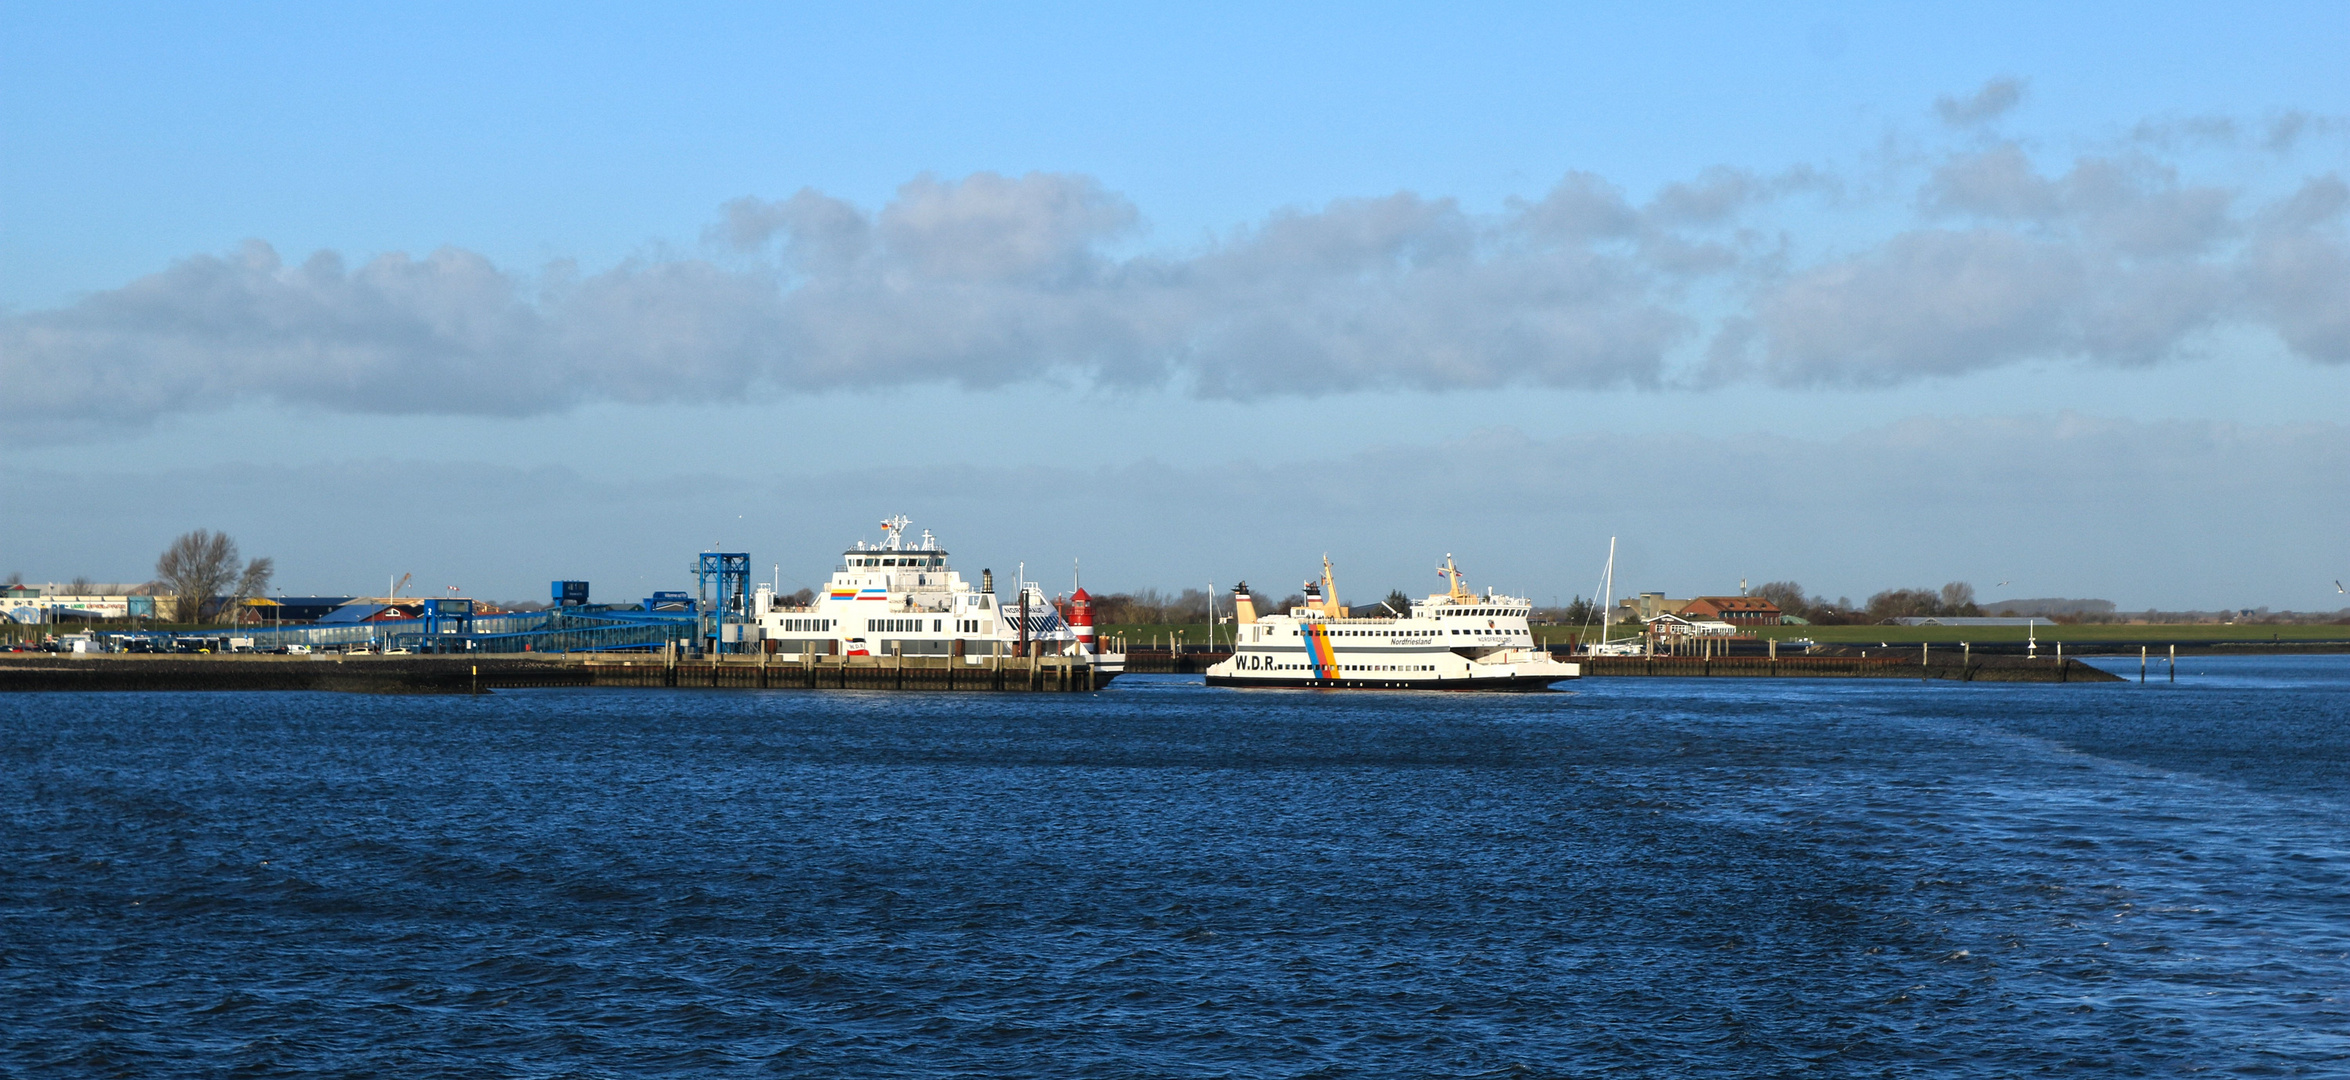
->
left=317, top=602, right=426, bottom=625
left=1681, top=596, right=1784, bottom=626
left=1645, top=613, right=1740, bottom=638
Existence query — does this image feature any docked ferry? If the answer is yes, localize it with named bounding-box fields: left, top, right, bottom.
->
left=1204, top=556, right=1578, bottom=691
left=751, top=516, right=1120, bottom=676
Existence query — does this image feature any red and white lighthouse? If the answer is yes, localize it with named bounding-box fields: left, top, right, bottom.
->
left=1069, top=587, right=1096, bottom=655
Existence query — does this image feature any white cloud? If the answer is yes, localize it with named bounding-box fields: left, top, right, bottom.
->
left=3, top=116, right=2346, bottom=437
left=1728, top=144, right=2343, bottom=383
left=2242, top=177, right=2350, bottom=363
left=0, top=172, right=1711, bottom=427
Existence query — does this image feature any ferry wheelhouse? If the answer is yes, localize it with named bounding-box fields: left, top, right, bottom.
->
left=1204, top=556, right=1578, bottom=691
left=752, top=516, right=1118, bottom=673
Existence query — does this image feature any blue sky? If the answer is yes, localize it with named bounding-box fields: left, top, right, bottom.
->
left=3, top=2, right=2346, bottom=609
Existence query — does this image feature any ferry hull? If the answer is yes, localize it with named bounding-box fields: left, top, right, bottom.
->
left=1204, top=671, right=1576, bottom=692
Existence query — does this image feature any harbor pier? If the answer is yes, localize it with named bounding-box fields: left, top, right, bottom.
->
left=0, top=653, right=1118, bottom=694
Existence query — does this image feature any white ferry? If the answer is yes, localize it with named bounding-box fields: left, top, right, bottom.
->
left=751, top=516, right=1120, bottom=676
left=1204, top=556, right=1579, bottom=691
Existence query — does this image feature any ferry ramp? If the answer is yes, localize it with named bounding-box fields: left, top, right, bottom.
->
left=214, top=608, right=697, bottom=654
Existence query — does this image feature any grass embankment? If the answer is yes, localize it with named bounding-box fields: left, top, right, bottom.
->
left=1741, top=623, right=2350, bottom=645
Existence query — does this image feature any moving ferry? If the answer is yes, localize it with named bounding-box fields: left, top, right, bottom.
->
left=752, top=516, right=1119, bottom=675
left=1204, top=556, right=1578, bottom=691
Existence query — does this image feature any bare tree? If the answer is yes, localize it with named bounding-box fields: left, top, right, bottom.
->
left=1753, top=580, right=1810, bottom=618
left=155, top=530, right=271, bottom=623
left=233, top=557, right=275, bottom=614
left=69, top=575, right=93, bottom=595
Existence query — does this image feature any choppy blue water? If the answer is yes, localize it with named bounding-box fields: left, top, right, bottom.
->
left=4, top=656, right=2347, bottom=1077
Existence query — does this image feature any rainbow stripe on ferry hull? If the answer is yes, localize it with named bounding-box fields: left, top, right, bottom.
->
left=1302, top=623, right=1339, bottom=680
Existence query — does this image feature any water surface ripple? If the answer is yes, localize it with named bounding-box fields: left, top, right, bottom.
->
left=5, top=656, right=2347, bottom=1076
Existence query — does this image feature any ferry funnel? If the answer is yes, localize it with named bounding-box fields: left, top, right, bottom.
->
left=1232, top=582, right=1258, bottom=624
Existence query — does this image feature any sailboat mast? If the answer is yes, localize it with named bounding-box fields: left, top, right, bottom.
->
left=1601, top=536, right=1616, bottom=644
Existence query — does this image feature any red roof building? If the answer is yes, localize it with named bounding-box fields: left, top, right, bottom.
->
left=1680, top=596, right=1784, bottom=625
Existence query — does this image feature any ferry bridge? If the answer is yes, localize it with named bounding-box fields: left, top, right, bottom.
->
left=200, top=605, right=699, bottom=655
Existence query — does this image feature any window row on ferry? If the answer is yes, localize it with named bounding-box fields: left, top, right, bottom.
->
left=869, top=618, right=943, bottom=633
left=1265, top=664, right=1435, bottom=672
left=862, top=617, right=996, bottom=634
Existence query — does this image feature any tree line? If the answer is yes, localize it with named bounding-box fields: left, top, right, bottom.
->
left=1750, top=581, right=1983, bottom=625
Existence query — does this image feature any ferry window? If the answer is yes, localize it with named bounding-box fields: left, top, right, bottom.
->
left=932, top=620, right=941, bottom=632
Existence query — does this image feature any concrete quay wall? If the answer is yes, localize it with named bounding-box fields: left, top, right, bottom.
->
left=0, top=654, right=1117, bottom=694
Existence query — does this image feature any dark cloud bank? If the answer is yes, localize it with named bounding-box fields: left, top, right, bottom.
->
left=5, top=108, right=2346, bottom=432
